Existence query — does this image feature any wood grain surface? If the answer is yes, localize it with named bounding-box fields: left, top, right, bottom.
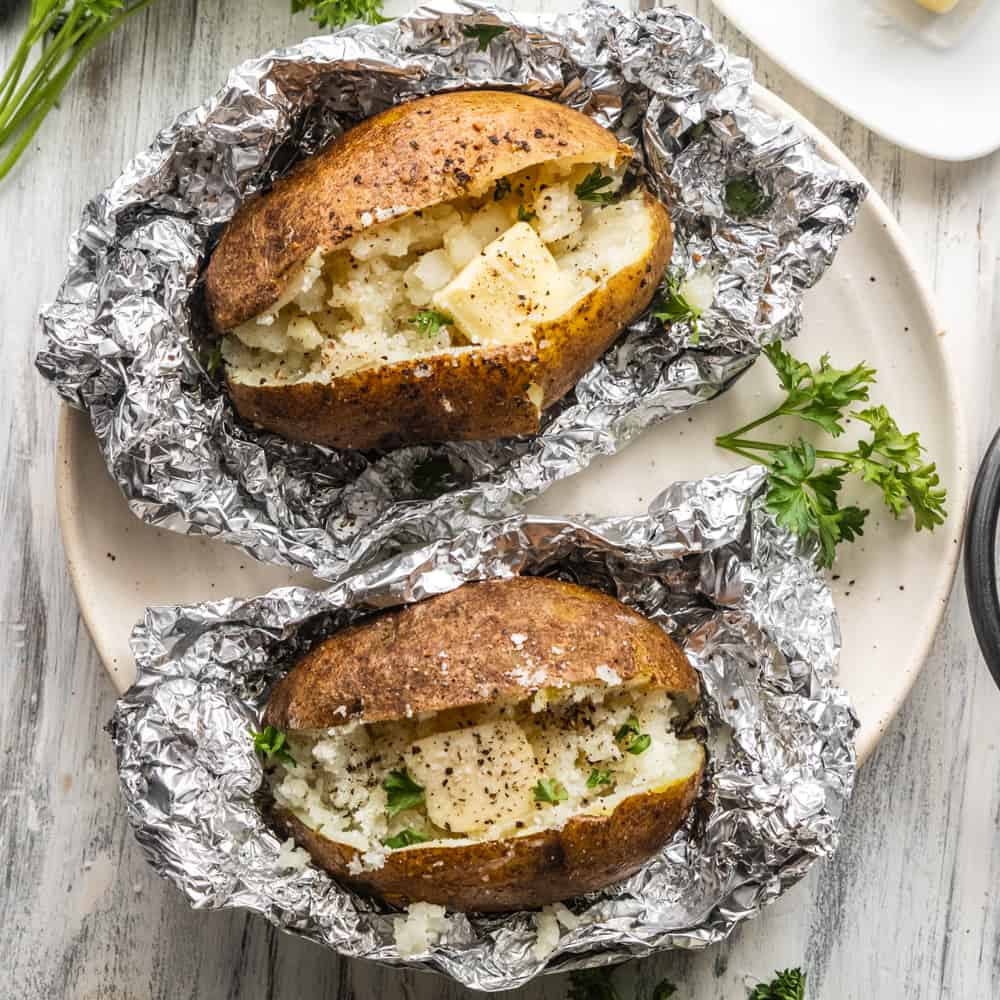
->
left=2, top=0, right=999, bottom=997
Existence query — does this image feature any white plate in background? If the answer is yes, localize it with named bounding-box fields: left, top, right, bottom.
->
left=56, top=87, right=969, bottom=762
left=713, top=0, right=1000, bottom=160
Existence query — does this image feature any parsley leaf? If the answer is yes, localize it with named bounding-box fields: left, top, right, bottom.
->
left=409, top=309, right=453, bottom=337
left=202, top=342, right=224, bottom=378
left=494, top=177, right=512, bottom=201
left=292, top=0, right=387, bottom=30
left=586, top=768, right=613, bottom=789
left=724, top=176, right=774, bottom=219
left=568, top=968, right=619, bottom=1000
left=749, top=968, right=806, bottom=1000
left=461, top=23, right=509, bottom=51
left=614, top=714, right=652, bottom=755
left=383, top=769, right=425, bottom=817
left=574, top=165, right=616, bottom=204
left=250, top=725, right=295, bottom=766
left=534, top=777, right=569, bottom=803
left=382, top=828, right=430, bottom=849
left=517, top=203, right=537, bottom=222
left=716, top=345, right=946, bottom=568
left=652, top=271, right=706, bottom=341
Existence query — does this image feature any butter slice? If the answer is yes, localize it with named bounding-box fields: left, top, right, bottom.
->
left=433, top=222, right=571, bottom=346
left=913, top=0, right=960, bottom=11
left=405, top=721, right=540, bottom=834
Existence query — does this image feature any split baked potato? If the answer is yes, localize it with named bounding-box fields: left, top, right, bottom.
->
left=261, top=576, right=705, bottom=913
left=205, top=91, right=673, bottom=450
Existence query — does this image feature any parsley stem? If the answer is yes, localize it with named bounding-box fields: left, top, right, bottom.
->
left=718, top=406, right=790, bottom=441
left=718, top=435, right=863, bottom=465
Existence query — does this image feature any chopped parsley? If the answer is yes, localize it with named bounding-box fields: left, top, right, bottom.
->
left=461, top=23, right=508, bottom=51
left=614, top=714, right=651, bottom=755
left=383, top=769, right=425, bottom=817
left=517, top=203, right=537, bottom=222
left=574, top=165, right=616, bottom=204
left=586, top=769, right=613, bottom=789
left=250, top=725, right=295, bottom=766
left=494, top=177, right=512, bottom=201
left=202, top=342, right=224, bottom=378
left=568, top=968, right=619, bottom=1000
left=724, top=175, right=773, bottom=219
left=409, top=309, right=453, bottom=337
left=652, top=982, right=678, bottom=1000
left=534, top=777, right=569, bottom=804
left=652, top=270, right=706, bottom=341
left=382, top=828, right=430, bottom=849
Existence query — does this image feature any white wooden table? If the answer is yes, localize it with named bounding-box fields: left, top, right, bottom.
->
left=2, top=1, right=998, bottom=996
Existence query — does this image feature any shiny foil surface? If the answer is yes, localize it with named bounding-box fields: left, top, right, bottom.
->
left=110, top=468, right=858, bottom=990
left=36, top=2, right=865, bottom=581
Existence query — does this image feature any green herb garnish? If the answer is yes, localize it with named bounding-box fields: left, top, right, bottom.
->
left=293, top=0, right=386, bottom=30
left=652, top=271, right=705, bottom=342
left=586, top=769, right=613, bottom=789
left=202, top=342, right=224, bottom=378
left=568, top=968, right=619, bottom=1000
left=749, top=968, right=806, bottom=1000
left=494, top=177, right=512, bottom=201
left=534, top=777, right=569, bottom=804
left=383, top=769, right=425, bottom=817
left=614, top=714, right=651, bottom=755
left=574, top=165, right=616, bottom=204
left=382, top=827, right=430, bottom=849
left=250, top=725, right=295, bottom=767
left=461, top=23, right=509, bottom=51
left=517, top=203, right=537, bottom=222
left=409, top=309, right=453, bottom=337
left=724, top=176, right=773, bottom=219
left=716, top=342, right=947, bottom=568
left=652, top=982, right=678, bottom=1000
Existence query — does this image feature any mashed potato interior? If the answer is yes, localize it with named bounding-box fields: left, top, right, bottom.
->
left=223, top=160, right=653, bottom=387
left=269, top=682, right=703, bottom=874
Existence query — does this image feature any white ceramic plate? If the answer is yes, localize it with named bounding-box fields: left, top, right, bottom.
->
left=713, top=0, right=1000, bottom=161
left=56, top=87, right=969, bottom=761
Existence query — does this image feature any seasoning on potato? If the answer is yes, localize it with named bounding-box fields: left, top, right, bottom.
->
left=205, top=91, right=673, bottom=450
left=258, top=576, right=705, bottom=913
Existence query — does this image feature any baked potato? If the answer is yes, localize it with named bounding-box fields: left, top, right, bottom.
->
left=205, top=91, right=673, bottom=450
left=261, top=576, right=705, bottom=913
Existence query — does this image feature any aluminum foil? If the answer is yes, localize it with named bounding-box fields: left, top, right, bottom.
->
left=110, top=468, right=858, bottom=991
left=35, top=2, right=865, bottom=582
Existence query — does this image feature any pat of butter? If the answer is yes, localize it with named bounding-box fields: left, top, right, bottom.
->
left=913, top=0, right=960, bottom=11
left=433, top=222, right=571, bottom=346
left=405, top=721, right=540, bottom=834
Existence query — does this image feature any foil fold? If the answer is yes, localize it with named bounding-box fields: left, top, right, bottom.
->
left=36, top=2, right=865, bottom=581
left=111, top=468, right=858, bottom=990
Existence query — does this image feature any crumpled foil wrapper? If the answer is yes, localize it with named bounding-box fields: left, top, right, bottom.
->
left=36, top=1, right=865, bottom=582
left=110, top=468, right=858, bottom=991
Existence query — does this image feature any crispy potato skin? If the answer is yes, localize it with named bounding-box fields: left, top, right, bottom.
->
left=273, top=762, right=704, bottom=912
left=205, top=91, right=631, bottom=332
left=225, top=189, right=672, bottom=450
left=264, top=576, right=700, bottom=730
left=227, top=343, right=541, bottom=450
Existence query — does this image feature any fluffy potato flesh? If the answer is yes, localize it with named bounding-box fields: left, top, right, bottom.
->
left=269, top=680, right=705, bottom=902
left=222, top=160, right=654, bottom=395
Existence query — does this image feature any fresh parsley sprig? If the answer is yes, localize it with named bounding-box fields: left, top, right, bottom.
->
left=725, top=176, right=773, bottom=219
left=250, top=725, right=296, bottom=766
left=749, top=968, right=806, bottom=1000
left=652, top=271, right=706, bottom=342
left=575, top=166, right=616, bottom=204
left=716, top=343, right=947, bottom=568
left=383, top=769, right=425, bottom=817
left=382, top=827, right=430, bottom=849
left=293, top=0, right=386, bottom=29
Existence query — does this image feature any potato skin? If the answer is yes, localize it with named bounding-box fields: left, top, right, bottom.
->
left=205, top=91, right=631, bottom=332
left=264, top=576, right=700, bottom=730
left=225, top=188, right=672, bottom=450
left=227, top=342, right=542, bottom=450
left=272, top=763, right=704, bottom=912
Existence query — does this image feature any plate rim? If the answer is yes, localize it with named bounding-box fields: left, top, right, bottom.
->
left=714, top=0, right=1000, bottom=162
left=55, top=84, right=971, bottom=763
